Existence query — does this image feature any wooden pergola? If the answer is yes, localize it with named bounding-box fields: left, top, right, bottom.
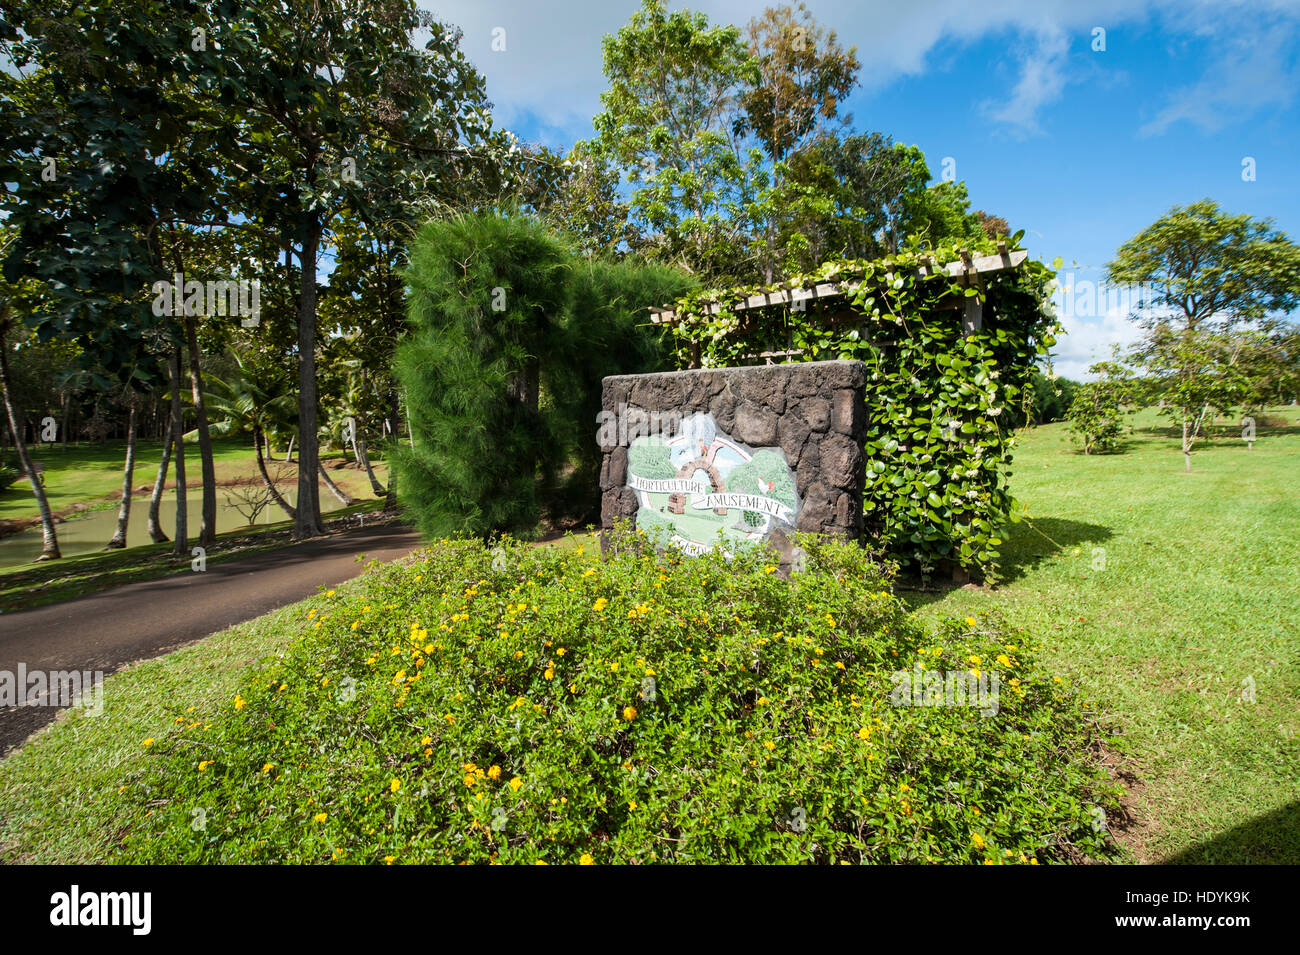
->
left=648, top=243, right=1030, bottom=366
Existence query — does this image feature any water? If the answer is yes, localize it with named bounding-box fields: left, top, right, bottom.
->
left=0, top=490, right=345, bottom=569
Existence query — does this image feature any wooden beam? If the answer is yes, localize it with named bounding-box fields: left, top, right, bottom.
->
left=650, top=249, right=1028, bottom=324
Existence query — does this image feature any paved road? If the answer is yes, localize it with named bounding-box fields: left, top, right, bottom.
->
left=0, top=523, right=423, bottom=755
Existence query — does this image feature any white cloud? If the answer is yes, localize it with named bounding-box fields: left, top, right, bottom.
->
left=982, top=27, right=1070, bottom=137
left=1050, top=297, right=1147, bottom=380
left=1139, top=11, right=1300, bottom=136
left=420, top=0, right=1299, bottom=147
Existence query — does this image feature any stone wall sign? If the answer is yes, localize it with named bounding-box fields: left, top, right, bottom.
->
left=600, top=360, right=867, bottom=564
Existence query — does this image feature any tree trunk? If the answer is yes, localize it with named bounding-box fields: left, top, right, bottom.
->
left=105, top=399, right=137, bottom=549
left=385, top=390, right=400, bottom=509
left=318, top=459, right=356, bottom=506
left=255, top=426, right=297, bottom=520
left=184, top=313, right=218, bottom=548
left=0, top=318, right=60, bottom=560
left=357, top=436, right=386, bottom=496
left=1182, top=417, right=1191, bottom=473
left=284, top=433, right=293, bottom=462
left=169, top=344, right=188, bottom=555
left=147, top=416, right=172, bottom=543
left=294, top=213, right=327, bottom=538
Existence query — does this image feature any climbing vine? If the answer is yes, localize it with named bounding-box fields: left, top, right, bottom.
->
left=662, top=234, right=1060, bottom=578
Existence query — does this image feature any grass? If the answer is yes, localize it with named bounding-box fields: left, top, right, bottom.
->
left=0, top=594, right=322, bottom=863
left=0, top=435, right=387, bottom=526
left=0, top=499, right=395, bottom=612
left=904, top=404, right=1300, bottom=863
left=0, top=404, right=1295, bottom=863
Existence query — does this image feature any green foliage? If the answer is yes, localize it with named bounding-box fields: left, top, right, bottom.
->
left=1106, top=199, right=1300, bottom=333
left=547, top=258, right=696, bottom=519
left=591, top=0, right=763, bottom=281
left=665, top=235, right=1059, bottom=577
left=1007, top=369, right=1078, bottom=428
left=393, top=213, right=572, bottom=540
left=394, top=215, right=694, bottom=536
left=0, top=465, right=21, bottom=491
left=114, top=530, right=1118, bottom=864
left=1066, top=362, right=1133, bottom=455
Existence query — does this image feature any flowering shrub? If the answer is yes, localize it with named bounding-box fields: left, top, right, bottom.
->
left=118, top=529, right=1118, bottom=864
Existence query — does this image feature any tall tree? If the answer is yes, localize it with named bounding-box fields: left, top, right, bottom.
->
left=214, top=1, right=498, bottom=538
left=740, top=2, right=859, bottom=281
left=593, top=0, right=761, bottom=281
left=1107, top=199, right=1300, bottom=334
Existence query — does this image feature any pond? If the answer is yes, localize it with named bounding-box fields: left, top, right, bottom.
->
left=0, top=490, right=346, bottom=569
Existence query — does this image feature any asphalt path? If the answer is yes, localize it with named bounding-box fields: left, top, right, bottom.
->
left=0, top=523, right=423, bottom=754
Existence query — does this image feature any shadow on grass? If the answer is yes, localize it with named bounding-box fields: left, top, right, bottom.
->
left=1162, top=800, right=1300, bottom=864
left=899, top=516, right=1113, bottom=608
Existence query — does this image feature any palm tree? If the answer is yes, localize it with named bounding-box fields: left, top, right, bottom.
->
left=201, top=350, right=298, bottom=520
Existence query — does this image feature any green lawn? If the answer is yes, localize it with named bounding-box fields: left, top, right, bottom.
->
left=906, top=405, right=1300, bottom=863
left=1, top=406, right=1296, bottom=863
left=0, top=436, right=387, bottom=524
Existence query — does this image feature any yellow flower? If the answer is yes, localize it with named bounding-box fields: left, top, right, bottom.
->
left=234, top=694, right=246, bottom=710
left=142, top=738, right=155, bottom=747
left=314, top=812, right=328, bottom=823
left=996, top=654, right=1011, bottom=667
left=857, top=727, right=871, bottom=739
left=544, top=667, right=555, bottom=681
left=763, top=740, right=775, bottom=751
left=262, top=763, right=275, bottom=774
left=623, top=705, right=637, bottom=721
left=198, top=760, right=213, bottom=772
left=971, top=832, right=985, bottom=849
left=509, top=777, right=524, bottom=792
left=592, top=597, right=609, bottom=612
left=384, top=855, right=396, bottom=865
left=579, top=853, right=595, bottom=865
left=464, top=774, right=477, bottom=788
left=389, top=778, right=401, bottom=794
left=965, top=616, right=978, bottom=627
left=326, top=589, right=336, bottom=597
left=487, top=765, right=502, bottom=780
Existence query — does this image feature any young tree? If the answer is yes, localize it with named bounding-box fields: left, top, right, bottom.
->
left=1066, top=360, right=1132, bottom=455
left=0, top=311, right=60, bottom=560
left=1109, top=200, right=1300, bottom=469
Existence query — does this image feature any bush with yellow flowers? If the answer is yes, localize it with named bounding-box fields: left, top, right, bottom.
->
left=118, top=526, right=1121, bottom=864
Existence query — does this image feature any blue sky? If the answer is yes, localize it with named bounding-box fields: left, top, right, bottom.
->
left=426, top=0, right=1300, bottom=378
